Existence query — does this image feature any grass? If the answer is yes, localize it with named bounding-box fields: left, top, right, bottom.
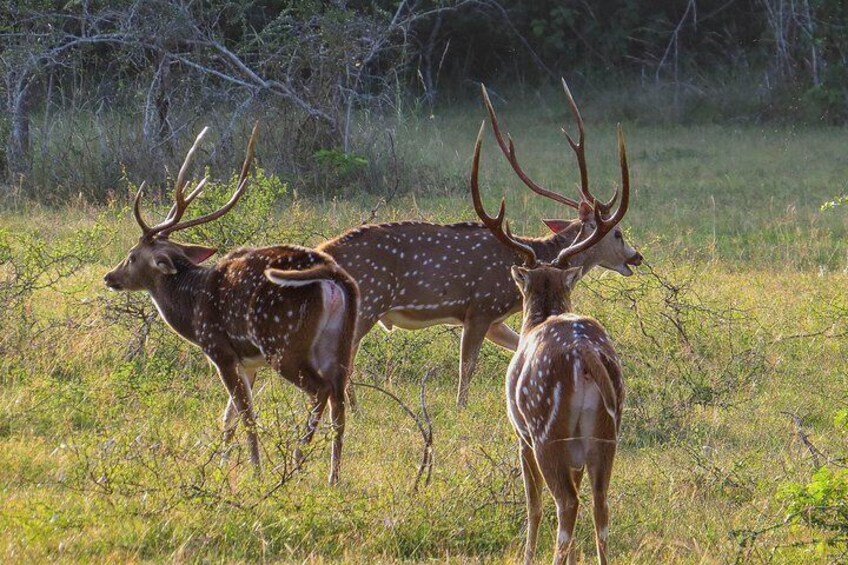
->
left=1, top=92, right=848, bottom=563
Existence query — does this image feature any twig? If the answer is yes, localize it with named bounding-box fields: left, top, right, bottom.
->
left=361, top=131, right=401, bottom=225
left=413, top=368, right=434, bottom=490
left=352, top=367, right=436, bottom=491
left=781, top=411, right=825, bottom=468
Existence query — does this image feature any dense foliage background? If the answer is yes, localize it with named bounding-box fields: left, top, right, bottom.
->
left=1, top=0, right=847, bottom=198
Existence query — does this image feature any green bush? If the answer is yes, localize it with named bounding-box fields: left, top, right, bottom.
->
left=777, top=412, right=848, bottom=556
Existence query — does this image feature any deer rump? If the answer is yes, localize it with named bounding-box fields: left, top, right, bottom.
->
left=264, top=263, right=358, bottom=377
left=219, top=246, right=359, bottom=383
left=508, top=318, right=622, bottom=468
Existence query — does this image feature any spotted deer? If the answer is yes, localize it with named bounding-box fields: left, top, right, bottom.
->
left=471, top=120, right=627, bottom=564
left=103, top=125, right=359, bottom=484
left=319, top=79, right=640, bottom=407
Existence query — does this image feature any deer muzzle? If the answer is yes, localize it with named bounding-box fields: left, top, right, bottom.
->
left=626, top=252, right=643, bottom=267
left=103, top=271, right=123, bottom=291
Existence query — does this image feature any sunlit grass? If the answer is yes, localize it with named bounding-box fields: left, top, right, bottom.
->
left=1, top=96, right=847, bottom=562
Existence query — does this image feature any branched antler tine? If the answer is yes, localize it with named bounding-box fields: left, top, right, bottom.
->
left=174, top=127, right=210, bottom=198
left=553, top=126, right=630, bottom=267
left=159, top=122, right=259, bottom=236
left=171, top=127, right=210, bottom=222
left=481, top=84, right=579, bottom=209
left=470, top=121, right=537, bottom=267
left=561, top=77, right=591, bottom=205
left=143, top=127, right=211, bottom=236
left=132, top=181, right=151, bottom=236
left=164, top=177, right=207, bottom=222
left=600, top=186, right=619, bottom=215
left=609, top=124, right=630, bottom=223
left=552, top=205, right=606, bottom=267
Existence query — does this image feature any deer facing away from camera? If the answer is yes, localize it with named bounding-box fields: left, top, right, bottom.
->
left=103, top=125, right=359, bottom=484
left=471, top=117, right=627, bottom=564
left=319, top=79, right=640, bottom=407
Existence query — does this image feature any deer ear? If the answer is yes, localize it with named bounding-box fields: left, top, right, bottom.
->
left=178, top=244, right=217, bottom=265
left=561, top=266, right=583, bottom=290
left=152, top=254, right=177, bottom=275
left=511, top=265, right=530, bottom=289
left=542, top=219, right=570, bottom=234
left=577, top=202, right=594, bottom=222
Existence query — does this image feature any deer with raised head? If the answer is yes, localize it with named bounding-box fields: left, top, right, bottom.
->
left=319, top=79, right=640, bottom=407
left=471, top=119, right=627, bottom=564
left=103, top=125, right=359, bottom=484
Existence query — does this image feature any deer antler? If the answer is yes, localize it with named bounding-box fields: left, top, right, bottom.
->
left=133, top=123, right=259, bottom=240
left=470, top=122, right=537, bottom=267
left=553, top=125, right=630, bottom=268
left=560, top=78, right=618, bottom=215
left=481, top=84, right=580, bottom=210
left=133, top=182, right=152, bottom=236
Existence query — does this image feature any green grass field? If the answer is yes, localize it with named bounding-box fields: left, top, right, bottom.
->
left=1, top=98, right=847, bottom=563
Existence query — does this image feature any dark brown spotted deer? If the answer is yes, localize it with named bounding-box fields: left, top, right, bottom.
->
left=471, top=120, right=627, bottom=564
left=103, top=125, right=359, bottom=484
left=319, top=79, right=640, bottom=407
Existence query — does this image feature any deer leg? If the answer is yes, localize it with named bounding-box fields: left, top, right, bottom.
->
left=587, top=444, right=615, bottom=565
left=293, top=386, right=330, bottom=469
left=221, top=367, right=257, bottom=458
left=553, top=486, right=580, bottom=565
left=457, top=318, right=490, bottom=407
left=485, top=321, right=520, bottom=351
left=345, top=313, right=378, bottom=412
left=327, top=387, right=346, bottom=486
left=520, top=440, right=544, bottom=565
left=535, top=443, right=579, bottom=565
left=568, top=467, right=585, bottom=563
left=215, top=360, right=261, bottom=472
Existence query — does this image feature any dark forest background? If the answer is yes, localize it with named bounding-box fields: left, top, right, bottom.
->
left=1, top=0, right=846, bottom=199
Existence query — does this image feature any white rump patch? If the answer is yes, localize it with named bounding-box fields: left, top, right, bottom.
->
left=310, top=281, right=348, bottom=375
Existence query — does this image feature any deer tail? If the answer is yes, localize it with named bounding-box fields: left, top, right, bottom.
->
left=265, top=265, right=338, bottom=287
left=577, top=345, right=617, bottom=422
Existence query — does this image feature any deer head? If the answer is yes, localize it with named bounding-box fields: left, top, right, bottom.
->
left=481, top=80, right=642, bottom=275
left=104, top=124, right=258, bottom=292
left=470, top=110, right=631, bottom=293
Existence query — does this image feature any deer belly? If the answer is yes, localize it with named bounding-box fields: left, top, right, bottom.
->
left=310, top=281, right=348, bottom=375
left=378, top=309, right=462, bottom=331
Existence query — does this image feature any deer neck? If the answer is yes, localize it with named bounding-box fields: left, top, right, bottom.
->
left=520, top=287, right=572, bottom=335
left=148, top=263, right=212, bottom=343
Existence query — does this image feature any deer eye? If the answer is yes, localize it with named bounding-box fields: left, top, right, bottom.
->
left=128, top=255, right=136, bottom=264
left=614, top=231, right=623, bottom=240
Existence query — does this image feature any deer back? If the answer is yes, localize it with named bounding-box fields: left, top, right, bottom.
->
left=319, top=221, right=595, bottom=331
left=320, top=221, right=529, bottom=325
left=507, top=314, right=623, bottom=459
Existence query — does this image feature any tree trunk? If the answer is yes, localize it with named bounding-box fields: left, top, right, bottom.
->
left=5, top=71, right=33, bottom=181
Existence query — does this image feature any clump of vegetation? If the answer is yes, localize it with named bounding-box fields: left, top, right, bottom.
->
left=776, top=410, right=848, bottom=559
